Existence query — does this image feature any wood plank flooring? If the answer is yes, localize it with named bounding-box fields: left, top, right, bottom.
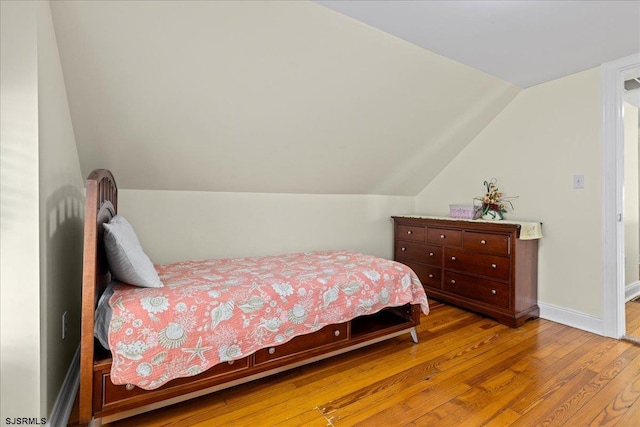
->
left=626, top=299, right=640, bottom=338
left=94, top=301, right=640, bottom=426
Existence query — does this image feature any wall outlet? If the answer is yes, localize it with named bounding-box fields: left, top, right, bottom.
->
left=62, top=311, right=68, bottom=340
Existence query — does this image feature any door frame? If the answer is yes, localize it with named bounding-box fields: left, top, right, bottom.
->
left=602, top=53, right=640, bottom=338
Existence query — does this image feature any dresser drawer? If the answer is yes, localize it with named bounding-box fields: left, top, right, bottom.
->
left=444, top=248, right=510, bottom=281
left=423, top=245, right=443, bottom=267
left=443, top=271, right=509, bottom=309
left=400, top=260, right=441, bottom=289
left=463, top=231, right=510, bottom=255
left=397, top=225, right=425, bottom=242
left=396, top=241, right=427, bottom=263
left=396, top=241, right=442, bottom=266
left=427, top=228, right=462, bottom=247
left=254, top=323, right=348, bottom=365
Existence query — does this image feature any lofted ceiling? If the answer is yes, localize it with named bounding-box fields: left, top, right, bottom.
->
left=50, top=1, right=639, bottom=196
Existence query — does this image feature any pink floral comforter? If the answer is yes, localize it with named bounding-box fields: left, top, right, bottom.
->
left=107, top=250, right=429, bottom=390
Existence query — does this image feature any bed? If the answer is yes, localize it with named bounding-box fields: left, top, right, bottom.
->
left=78, top=169, right=429, bottom=425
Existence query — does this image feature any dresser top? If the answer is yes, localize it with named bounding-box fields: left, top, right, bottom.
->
left=393, top=215, right=543, bottom=240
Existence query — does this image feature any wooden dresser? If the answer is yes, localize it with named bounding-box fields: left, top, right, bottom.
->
left=392, top=216, right=540, bottom=327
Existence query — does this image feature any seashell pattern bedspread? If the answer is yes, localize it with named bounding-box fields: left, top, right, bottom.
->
left=107, top=250, right=429, bottom=390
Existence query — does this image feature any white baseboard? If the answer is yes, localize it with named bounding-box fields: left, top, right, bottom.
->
left=625, top=281, right=640, bottom=302
left=47, top=346, right=80, bottom=427
left=538, top=302, right=604, bottom=336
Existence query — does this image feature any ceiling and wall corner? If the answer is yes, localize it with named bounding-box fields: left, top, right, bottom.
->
left=315, top=0, right=640, bottom=88
left=49, top=0, right=639, bottom=197
left=49, top=0, right=520, bottom=196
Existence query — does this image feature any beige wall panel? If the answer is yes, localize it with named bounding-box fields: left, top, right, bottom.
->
left=416, top=68, right=603, bottom=317
left=37, top=0, right=85, bottom=416
left=118, top=190, right=414, bottom=265
left=1, top=0, right=42, bottom=420
left=50, top=0, right=518, bottom=196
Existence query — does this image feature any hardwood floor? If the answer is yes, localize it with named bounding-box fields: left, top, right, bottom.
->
left=92, top=301, right=640, bottom=427
left=626, top=298, right=640, bottom=338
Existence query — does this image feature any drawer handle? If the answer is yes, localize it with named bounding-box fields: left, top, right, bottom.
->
left=125, top=383, right=135, bottom=391
left=481, top=240, right=487, bottom=244
left=451, top=256, right=456, bottom=261
left=491, top=289, right=497, bottom=295
left=228, top=360, right=235, bottom=365
left=429, top=252, right=434, bottom=257
left=401, top=247, right=407, bottom=251
left=450, top=279, right=456, bottom=284
left=440, top=234, right=446, bottom=239
left=407, top=230, right=413, bottom=235
left=428, top=274, right=434, bottom=278
left=334, top=330, right=341, bottom=337
left=491, top=263, right=497, bottom=268
left=268, top=347, right=276, bottom=355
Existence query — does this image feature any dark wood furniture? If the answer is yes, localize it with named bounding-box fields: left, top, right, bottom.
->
left=392, top=216, right=539, bottom=327
left=79, top=169, right=422, bottom=426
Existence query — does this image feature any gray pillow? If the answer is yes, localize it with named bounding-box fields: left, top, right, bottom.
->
left=94, top=283, right=115, bottom=349
left=103, top=215, right=163, bottom=288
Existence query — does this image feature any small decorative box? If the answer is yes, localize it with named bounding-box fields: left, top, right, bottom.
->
left=449, top=204, right=477, bottom=219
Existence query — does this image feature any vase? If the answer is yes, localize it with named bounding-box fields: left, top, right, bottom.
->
left=482, top=210, right=503, bottom=220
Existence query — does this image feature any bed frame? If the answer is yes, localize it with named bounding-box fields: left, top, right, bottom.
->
left=78, top=169, right=422, bottom=426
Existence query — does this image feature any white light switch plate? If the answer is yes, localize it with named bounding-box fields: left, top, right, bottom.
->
left=573, top=174, right=584, bottom=189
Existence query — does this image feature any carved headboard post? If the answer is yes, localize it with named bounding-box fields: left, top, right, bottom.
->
left=79, top=169, right=117, bottom=425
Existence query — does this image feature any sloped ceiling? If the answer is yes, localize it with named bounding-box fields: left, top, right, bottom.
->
left=315, top=0, right=640, bottom=88
left=50, top=0, right=519, bottom=195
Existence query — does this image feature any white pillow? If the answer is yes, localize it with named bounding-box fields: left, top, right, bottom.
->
left=103, top=215, right=163, bottom=288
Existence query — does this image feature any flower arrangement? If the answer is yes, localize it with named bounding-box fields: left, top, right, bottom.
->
left=473, top=178, right=516, bottom=220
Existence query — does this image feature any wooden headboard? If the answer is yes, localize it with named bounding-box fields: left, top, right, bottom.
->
left=79, top=169, right=117, bottom=425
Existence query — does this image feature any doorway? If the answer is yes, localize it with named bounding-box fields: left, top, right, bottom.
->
left=624, top=75, right=640, bottom=341
left=602, top=54, right=640, bottom=340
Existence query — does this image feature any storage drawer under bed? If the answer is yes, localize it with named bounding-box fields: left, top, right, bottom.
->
left=254, top=323, right=349, bottom=365
left=95, top=356, right=251, bottom=415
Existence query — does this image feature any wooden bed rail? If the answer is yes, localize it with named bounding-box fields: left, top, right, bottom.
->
left=79, top=169, right=117, bottom=426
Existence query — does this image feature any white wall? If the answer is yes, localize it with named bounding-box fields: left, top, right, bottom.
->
left=50, top=0, right=519, bottom=197
left=37, top=0, right=85, bottom=417
left=624, top=102, right=639, bottom=288
left=416, top=68, right=604, bottom=329
left=1, top=1, right=84, bottom=422
left=1, top=0, right=42, bottom=420
left=119, top=189, right=414, bottom=265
